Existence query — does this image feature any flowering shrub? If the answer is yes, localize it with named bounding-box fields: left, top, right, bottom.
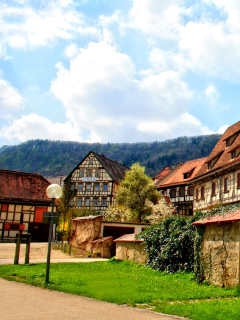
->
left=102, top=205, right=133, bottom=222
left=145, top=196, right=175, bottom=224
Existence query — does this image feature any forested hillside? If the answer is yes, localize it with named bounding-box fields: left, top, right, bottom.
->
left=0, top=134, right=221, bottom=178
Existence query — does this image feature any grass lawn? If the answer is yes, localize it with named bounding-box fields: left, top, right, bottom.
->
left=1, top=259, right=240, bottom=320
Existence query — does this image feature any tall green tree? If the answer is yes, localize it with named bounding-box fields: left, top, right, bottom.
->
left=57, top=176, right=76, bottom=234
left=116, top=163, right=160, bottom=222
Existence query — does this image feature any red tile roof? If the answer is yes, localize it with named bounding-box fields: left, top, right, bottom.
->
left=194, top=121, right=240, bottom=179
left=156, top=158, right=207, bottom=188
left=153, top=166, right=172, bottom=183
left=193, top=209, right=240, bottom=225
left=113, top=233, right=143, bottom=242
left=71, top=215, right=102, bottom=221
left=0, top=169, right=51, bottom=204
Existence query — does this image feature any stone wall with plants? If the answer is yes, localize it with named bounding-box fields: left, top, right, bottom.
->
left=194, top=203, right=240, bottom=284
left=201, top=222, right=240, bottom=287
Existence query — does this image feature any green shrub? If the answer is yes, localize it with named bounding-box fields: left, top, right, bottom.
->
left=141, top=215, right=197, bottom=273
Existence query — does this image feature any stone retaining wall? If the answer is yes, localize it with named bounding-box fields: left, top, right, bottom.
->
left=201, top=221, right=240, bottom=287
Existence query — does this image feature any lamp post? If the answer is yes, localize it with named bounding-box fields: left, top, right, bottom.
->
left=46, top=184, right=62, bottom=283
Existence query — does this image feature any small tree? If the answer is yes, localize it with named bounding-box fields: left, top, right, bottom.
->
left=116, top=163, right=160, bottom=223
left=57, top=176, right=76, bottom=236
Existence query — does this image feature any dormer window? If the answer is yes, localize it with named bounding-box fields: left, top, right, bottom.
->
left=183, top=168, right=195, bottom=180
left=225, top=131, right=240, bottom=147
left=207, top=152, right=223, bottom=170
left=231, top=150, right=236, bottom=159
left=229, top=144, right=240, bottom=160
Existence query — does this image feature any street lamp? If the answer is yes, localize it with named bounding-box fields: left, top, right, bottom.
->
left=46, top=184, right=62, bottom=283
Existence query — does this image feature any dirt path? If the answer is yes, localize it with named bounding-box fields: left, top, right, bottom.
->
left=0, top=242, right=108, bottom=264
left=0, top=242, right=72, bottom=260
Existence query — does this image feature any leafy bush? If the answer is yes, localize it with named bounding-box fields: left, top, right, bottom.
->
left=140, top=215, right=197, bottom=273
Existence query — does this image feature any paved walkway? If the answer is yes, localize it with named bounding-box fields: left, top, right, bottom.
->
left=0, top=278, right=187, bottom=320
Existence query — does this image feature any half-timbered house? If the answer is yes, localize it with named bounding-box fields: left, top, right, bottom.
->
left=192, top=121, right=240, bottom=212
left=155, top=158, right=206, bottom=216
left=65, top=151, right=128, bottom=211
left=0, top=169, right=52, bottom=242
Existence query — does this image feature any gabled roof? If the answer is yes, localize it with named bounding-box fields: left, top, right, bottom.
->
left=156, top=158, right=207, bottom=188
left=194, top=121, right=240, bottom=180
left=66, top=151, right=129, bottom=182
left=153, top=166, right=172, bottom=183
left=93, top=152, right=129, bottom=181
left=193, top=209, right=240, bottom=226
left=0, top=169, right=51, bottom=204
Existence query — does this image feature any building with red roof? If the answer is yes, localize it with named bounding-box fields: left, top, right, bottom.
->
left=0, top=169, right=53, bottom=242
left=153, top=166, right=172, bottom=184
left=191, top=121, right=240, bottom=212
left=156, top=158, right=206, bottom=216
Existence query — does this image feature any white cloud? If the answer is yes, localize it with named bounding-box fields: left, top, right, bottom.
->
left=149, top=48, right=184, bottom=73
left=0, top=1, right=99, bottom=49
left=64, top=43, right=79, bottom=58
left=138, top=113, right=214, bottom=139
left=205, top=85, right=220, bottom=105
left=2, top=113, right=81, bottom=142
left=124, top=0, right=240, bottom=82
left=0, top=78, right=25, bottom=116
left=128, top=0, right=184, bottom=39
left=50, top=40, right=210, bottom=143
left=178, top=21, right=240, bottom=80
left=218, top=125, right=229, bottom=134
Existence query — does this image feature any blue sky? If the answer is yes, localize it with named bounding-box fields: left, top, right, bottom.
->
left=0, top=0, right=240, bottom=147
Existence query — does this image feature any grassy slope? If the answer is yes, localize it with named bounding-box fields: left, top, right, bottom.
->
left=1, top=260, right=240, bottom=320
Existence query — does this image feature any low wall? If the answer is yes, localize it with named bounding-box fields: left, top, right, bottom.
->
left=201, top=222, right=240, bottom=287
left=114, top=234, right=147, bottom=264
